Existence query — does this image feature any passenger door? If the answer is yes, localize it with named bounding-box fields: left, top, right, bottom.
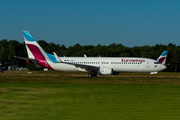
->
left=146, top=60, right=150, bottom=68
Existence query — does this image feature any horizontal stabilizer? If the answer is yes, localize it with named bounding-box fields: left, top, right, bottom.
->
left=14, top=56, right=36, bottom=61
left=14, top=56, right=41, bottom=67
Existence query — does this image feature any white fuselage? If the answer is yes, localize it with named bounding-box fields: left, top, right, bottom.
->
left=48, top=57, right=166, bottom=73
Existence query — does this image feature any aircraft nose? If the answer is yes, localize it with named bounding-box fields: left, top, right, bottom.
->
left=160, top=64, right=166, bottom=70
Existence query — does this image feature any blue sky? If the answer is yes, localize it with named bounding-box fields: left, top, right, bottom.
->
left=0, top=0, right=180, bottom=47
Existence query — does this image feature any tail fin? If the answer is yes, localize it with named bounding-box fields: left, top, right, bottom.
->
left=23, top=31, right=55, bottom=69
left=23, top=31, right=47, bottom=60
left=157, top=51, right=168, bottom=65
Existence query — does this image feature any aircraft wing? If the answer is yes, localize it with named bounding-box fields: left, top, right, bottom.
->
left=67, top=63, right=99, bottom=71
left=53, top=52, right=99, bottom=71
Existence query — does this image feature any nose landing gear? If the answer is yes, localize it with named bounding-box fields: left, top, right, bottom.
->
left=150, top=72, right=157, bottom=78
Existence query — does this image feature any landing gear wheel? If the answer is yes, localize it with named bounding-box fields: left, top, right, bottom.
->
left=88, top=73, right=92, bottom=77
left=150, top=75, right=153, bottom=78
left=88, top=73, right=97, bottom=77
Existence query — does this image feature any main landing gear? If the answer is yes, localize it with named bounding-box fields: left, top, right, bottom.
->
left=88, top=72, right=97, bottom=77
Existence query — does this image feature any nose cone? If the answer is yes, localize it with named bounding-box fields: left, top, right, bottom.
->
left=160, top=64, right=166, bottom=71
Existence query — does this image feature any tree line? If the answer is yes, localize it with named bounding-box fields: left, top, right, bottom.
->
left=0, top=39, right=180, bottom=72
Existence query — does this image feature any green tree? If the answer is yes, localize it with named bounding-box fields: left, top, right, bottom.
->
left=170, top=47, right=180, bottom=72
left=8, top=43, right=16, bottom=61
left=0, top=47, right=8, bottom=63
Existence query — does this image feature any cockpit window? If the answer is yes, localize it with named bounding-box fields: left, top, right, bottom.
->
left=154, top=62, right=159, bottom=64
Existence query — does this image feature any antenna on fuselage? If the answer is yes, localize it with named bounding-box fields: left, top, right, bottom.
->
left=84, top=54, right=87, bottom=57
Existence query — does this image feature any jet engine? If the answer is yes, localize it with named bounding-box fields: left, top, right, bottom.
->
left=97, top=67, right=113, bottom=75
left=97, top=67, right=120, bottom=75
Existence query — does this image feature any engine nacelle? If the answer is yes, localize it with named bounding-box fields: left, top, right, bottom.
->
left=97, top=67, right=113, bottom=75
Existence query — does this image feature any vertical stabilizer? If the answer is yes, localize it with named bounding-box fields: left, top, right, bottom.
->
left=157, top=51, right=168, bottom=65
left=23, top=31, right=54, bottom=69
left=23, top=31, right=47, bottom=60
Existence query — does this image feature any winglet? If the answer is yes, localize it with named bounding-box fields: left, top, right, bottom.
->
left=53, top=52, right=63, bottom=63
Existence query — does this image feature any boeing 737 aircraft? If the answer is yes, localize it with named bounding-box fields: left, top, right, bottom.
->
left=15, top=31, right=168, bottom=77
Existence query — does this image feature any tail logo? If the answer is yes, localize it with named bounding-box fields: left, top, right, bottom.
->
left=26, top=44, right=53, bottom=69
left=157, top=51, right=168, bottom=64
left=23, top=31, right=54, bottom=70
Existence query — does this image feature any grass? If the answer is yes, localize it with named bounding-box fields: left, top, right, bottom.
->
left=0, top=71, right=180, bottom=120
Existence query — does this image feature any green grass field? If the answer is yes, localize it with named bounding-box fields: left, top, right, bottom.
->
left=1, top=71, right=180, bottom=120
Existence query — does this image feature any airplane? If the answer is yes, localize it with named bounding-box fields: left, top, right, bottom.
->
left=15, top=31, right=168, bottom=77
